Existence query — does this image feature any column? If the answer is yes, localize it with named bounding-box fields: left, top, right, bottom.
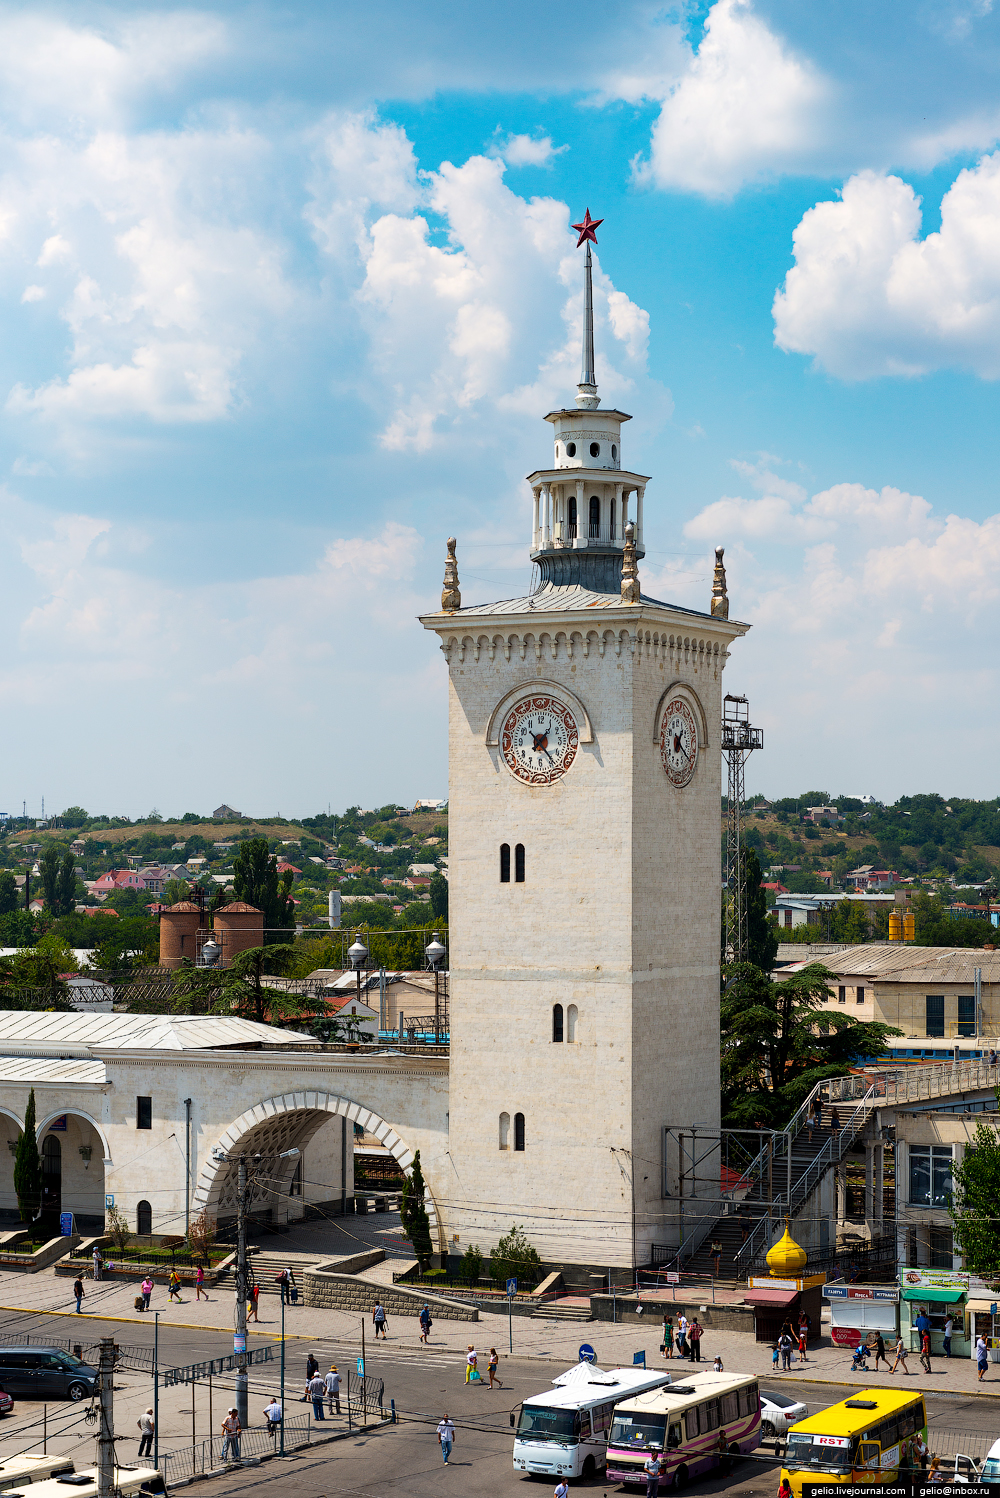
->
left=865, top=1144, right=875, bottom=1224
left=542, top=486, right=551, bottom=546
left=576, top=478, right=585, bottom=541
left=836, top=1163, right=847, bottom=1224
left=873, top=1142, right=884, bottom=1229
left=532, top=488, right=540, bottom=551
left=614, top=483, right=623, bottom=541
left=636, top=486, right=645, bottom=546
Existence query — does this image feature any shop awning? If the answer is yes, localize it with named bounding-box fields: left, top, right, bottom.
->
left=743, top=1288, right=799, bottom=1307
left=901, top=1287, right=967, bottom=1302
left=967, top=1299, right=997, bottom=1313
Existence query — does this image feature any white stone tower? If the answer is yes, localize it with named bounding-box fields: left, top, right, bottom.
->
left=421, top=212, right=748, bottom=1273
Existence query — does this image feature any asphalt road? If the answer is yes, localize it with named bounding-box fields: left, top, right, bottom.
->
left=1, top=1310, right=998, bottom=1497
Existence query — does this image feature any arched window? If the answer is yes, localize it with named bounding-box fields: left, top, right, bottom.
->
left=611, top=443, right=618, bottom=462
left=589, top=495, right=600, bottom=537
left=499, top=1112, right=510, bottom=1151
left=568, top=495, right=577, bottom=538
left=567, top=1004, right=578, bottom=1042
left=500, top=843, right=511, bottom=883
left=514, top=1113, right=525, bottom=1152
left=136, top=1200, right=152, bottom=1236
left=565, top=441, right=576, bottom=457
left=515, top=844, right=525, bottom=882
left=553, top=1004, right=564, bottom=1042
left=589, top=442, right=600, bottom=457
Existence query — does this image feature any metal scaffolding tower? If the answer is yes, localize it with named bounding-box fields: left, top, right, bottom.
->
left=722, top=693, right=763, bottom=962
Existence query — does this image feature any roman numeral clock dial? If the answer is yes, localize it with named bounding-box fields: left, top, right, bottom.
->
left=659, top=697, right=698, bottom=787
left=500, top=695, right=579, bottom=785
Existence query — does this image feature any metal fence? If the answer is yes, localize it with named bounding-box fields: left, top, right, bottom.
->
left=0, top=1333, right=154, bottom=1373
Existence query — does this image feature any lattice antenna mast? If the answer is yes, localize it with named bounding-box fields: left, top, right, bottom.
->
left=722, top=694, right=763, bottom=962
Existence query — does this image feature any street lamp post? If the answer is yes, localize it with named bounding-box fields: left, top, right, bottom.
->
left=348, top=933, right=369, bottom=1028
left=424, top=932, right=446, bottom=1043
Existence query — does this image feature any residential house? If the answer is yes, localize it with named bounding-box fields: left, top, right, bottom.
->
left=413, top=799, right=446, bottom=811
left=761, top=882, right=789, bottom=896
left=213, top=804, right=242, bottom=819
left=408, top=863, right=437, bottom=877
left=92, top=870, right=147, bottom=893
left=804, top=805, right=843, bottom=825
left=276, top=860, right=301, bottom=875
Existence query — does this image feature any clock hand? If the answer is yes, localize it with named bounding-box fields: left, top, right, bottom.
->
left=541, top=747, right=554, bottom=764
left=672, top=735, right=691, bottom=762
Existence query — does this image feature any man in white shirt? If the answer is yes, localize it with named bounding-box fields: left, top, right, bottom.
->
left=944, top=1315, right=954, bottom=1358
left=644, top=1448, right=664, bottom=1496
left=263, top=1399, right=281, bottom=1435
left=308, top=1372, right=327, bottom=1420
left=677, top=1314, right=689, bottom=1357
left=137, top=1408, right=154, bottom=1460
left=437, top=1413, right=456, bottom=1464
left=325, top=1365, right=341, bottom=1414
left=554, top=1482, right=569, bottom=1498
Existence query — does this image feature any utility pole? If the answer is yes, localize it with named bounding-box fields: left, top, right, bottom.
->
left=235, top=1156, right=249, bottom=1431
left=721, top=693, right=763, bottom=963
left=97, top=1337, right=116, bottom=1498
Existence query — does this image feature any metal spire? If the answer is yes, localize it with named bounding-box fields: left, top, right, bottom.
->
left=571, top=208, right=603, bottom=409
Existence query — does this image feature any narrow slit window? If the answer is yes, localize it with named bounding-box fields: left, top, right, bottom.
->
left=136, top=1096, right=152, bottom=1130
left=588, top=495, right=600, bottom=538
left=515, top=844, right=525, bottom=882
left=568, top=495, right=577, bottom=538
left=567, top=1004, right=578, bottom=1042
left=500, top=843, right=510, bottom=883
left=499, top=1112, right=510, bottom=1151
left=553, top=1004, right=564, bottom=1042
left=514, top=1112, right=525, bottom=1151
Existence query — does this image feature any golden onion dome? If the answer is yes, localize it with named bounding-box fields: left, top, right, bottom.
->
left=765, top=1218, right=807, bottom=1277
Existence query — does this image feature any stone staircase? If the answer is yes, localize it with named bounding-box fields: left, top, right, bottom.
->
left=217, top=1250, right=320, bottom=1296
left=531, top=1297, right=593, bottom=1322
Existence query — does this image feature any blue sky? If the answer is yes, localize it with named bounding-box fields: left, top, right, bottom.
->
left=2, top=0, right=999, bottom=818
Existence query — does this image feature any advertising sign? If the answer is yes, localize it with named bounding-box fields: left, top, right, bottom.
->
left=900, top=1266, right=970, bottom=1291
left=824, top=1284, right=899, bottom=1301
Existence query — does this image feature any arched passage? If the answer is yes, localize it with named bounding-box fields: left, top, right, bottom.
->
left=192, top=1091, right=443, bottom=1250
left=33, top=1111, right=108, bottom=1233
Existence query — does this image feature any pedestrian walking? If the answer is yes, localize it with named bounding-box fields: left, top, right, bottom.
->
left=713, top=1355, right=724, bottom=1373
left=276, top=1267, right=291, bottom=1304
left=920, top=1329, right=932, bottom=1374
left=220, top=1408, right=241, bottom=1464
left=676, top=1313, right=689, bottom=1358
left=92, top=1247, right=102, bottom=1281
left=306, top=1353, right=319, bottom=1382
left=137, top=1408, right=154, bottom=1460
left=372, top=1300, right=388, bottom=1339
left=978, top=1335, right=990, bottom=1381
left=554, top=1483, right=569, bottom=1498
left=661, top=1314, right=674, bottom=1359
left=419, top=1303, right=432, bottom=1343
left=689, top=1320, right=703, bottom=1362
left=168, top=1270, right=182, bottom=1302
left=325, top=1366, right=341, bottom=1415
left=195, top=1263, right=207, bottom=1300
left=465, top=1345, right=479, bottom=1383
left=778, top=1331, right=793, bottom=1371
left=644, top=1447, right=664, bottom=1497
left=488, top=1348, right=503, bottom=1389
left=263, top=1398, right=282, bottom=1437
left=248, top=1284, right=259, bottom=1322
left=943, top=1315, right=954, bottom=1358
left=890, top=1335, right=910, bottom=1374
left=797, top=1329, right=807, bottom=1364
left=797, top=1310, right=811, bottom=1348
left=710, top=1238, right=722, bottom=1277
left=73, top=1277, right=85, bottom=1314
left=779, top=1479, right=793, bottom=1498
left=807, top=1097, right=822, bottom=1143
left=989, top=1048, right=998, bottom=1068
left=140, top=1276, right=154, bottom=1311
left=873, top=1331, right=888, bottom=1371
left=771, top=1342, right=779, bottom=1370
left=437, top=1412, right=456, bottom=1464
left=308, top=1372, right=326, bottom=1420
left=829, top=1108, right=841, bottom=1146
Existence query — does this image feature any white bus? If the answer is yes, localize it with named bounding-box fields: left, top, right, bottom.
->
left=15, top=1467, right=165, bottom=1498
left=606, top=1370, right=761, bottom=1487
left=511, top=1362, right=673, bottom=1481
left=0, top=1455, right=77, bottom=1491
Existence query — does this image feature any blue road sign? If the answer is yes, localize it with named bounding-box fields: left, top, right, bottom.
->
left=633, top=1350, right=646, bottom=1367
left=507, top=1278, right=518, bottom=1296
left=579, top=1343, right=596, bottom=1363
left=992, top=1303, right=998, bottom=1316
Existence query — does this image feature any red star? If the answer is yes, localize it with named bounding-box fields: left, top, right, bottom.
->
left=572, top=208, right=603, bottom=248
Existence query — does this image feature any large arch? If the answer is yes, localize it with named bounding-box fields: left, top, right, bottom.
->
left=192, top=1091, right=442, bottom=1249
left=36, top=1110, right=112, bottom=1162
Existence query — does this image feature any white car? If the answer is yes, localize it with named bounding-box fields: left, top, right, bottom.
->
left=759, top=1389, right=808, bottom=1438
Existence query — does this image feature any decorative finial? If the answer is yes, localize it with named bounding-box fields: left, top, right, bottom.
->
left=572, top=209, right=603, bottom=411
left=621, top=521, right=640, bottom=604
left=441, top=537, right=461, bottom=613
left=710, top=545, right=729, bottom=619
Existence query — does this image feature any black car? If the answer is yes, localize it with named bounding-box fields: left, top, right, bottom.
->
left=0, top=1383, right=13, bottom=1415
left=0, top=1348, right=97, bottom=1401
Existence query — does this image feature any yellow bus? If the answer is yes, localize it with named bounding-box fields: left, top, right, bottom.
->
left=781, top=1389, right=927, bottom=1496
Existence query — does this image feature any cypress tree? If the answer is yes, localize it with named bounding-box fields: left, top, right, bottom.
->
left=14, top=1088, right=41, bottom=1224
left=400, top=1149, right=434, bottom=1271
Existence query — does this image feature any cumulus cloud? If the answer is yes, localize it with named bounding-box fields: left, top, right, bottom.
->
left=774, top=154, right=1000, bottom=379
left=489, top=133, right=567, bottom=168
left=629, top=0, right=829, bottom=197
left=665, top=466, right=1000, bottom=795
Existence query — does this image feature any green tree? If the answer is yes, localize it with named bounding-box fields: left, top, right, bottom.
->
left=40, top=844, right=61, bottom=913
left=61, top=806, right=88, bottom=828
left=232, top=836, right=294, bottom=942
left=56, top=852, right=77, bottom=916
left=163, top=878, right=190, bottom=906
left=743, top=847, right=777, bottom=972
left=400, top=1148, right=434, bottom=1271
left=0, top=871, right=17, bottom=916
left=456, top=1243, right=483, bottom=1283
left=489, top=1223, right=542, bottom=1288
left=170, top=944, right=322, bottom=1025
left=13, top=1088, right=41, bottom=1223
left=950, top=1116, right=1000, bottom=1274
left=429, top=871, right=449, bottom=921
left=105, top=1202, right=133, bottom=1251
left=720, top=961, right=902, bottom=1129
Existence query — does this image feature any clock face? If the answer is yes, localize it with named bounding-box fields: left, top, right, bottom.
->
left=659, top=697, right=698, bottom=787
left=500, top=695, right=580, bottom=785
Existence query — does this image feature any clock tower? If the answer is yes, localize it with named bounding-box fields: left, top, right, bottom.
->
left=421, top=214, right=748, bottom=1272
